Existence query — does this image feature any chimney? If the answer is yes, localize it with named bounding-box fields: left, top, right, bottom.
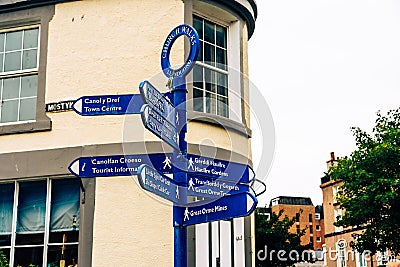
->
left=330, top=152, right=335, bottom=161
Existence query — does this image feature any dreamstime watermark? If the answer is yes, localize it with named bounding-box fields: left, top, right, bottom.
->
left=256, top=245, right=373, bottom=263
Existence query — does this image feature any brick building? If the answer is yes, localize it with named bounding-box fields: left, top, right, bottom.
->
left=259, top=196, right=325, bottom=251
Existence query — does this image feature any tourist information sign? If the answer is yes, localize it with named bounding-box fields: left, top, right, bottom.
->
left=174, top=192, right=258, bottom=226
left=137, top=164, right=181, bottom=204
left=69, top=153, right=174, bottom=178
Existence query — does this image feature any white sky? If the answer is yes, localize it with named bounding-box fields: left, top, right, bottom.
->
left=248, top=0, right=400, bottom=206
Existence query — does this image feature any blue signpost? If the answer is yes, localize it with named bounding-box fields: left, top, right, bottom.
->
left=174, top=192, right=258, bottom=226
left=72, top=94, right=144, bottom=115
left=68, top=23, right=258, bottom=267
left=69, top=153, right=174, bottom=178
left=139, top=80, right=177, bottom=126
left=186, top=175, right=250, bottom=199
left=186, top=153, right=255, bottom=184
left=140, top=104, right=179, bottom=150
left=137, top=164, right=181, bottom=204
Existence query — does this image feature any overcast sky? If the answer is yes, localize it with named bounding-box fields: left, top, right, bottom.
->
left=248, top=0, right=400, bottom=206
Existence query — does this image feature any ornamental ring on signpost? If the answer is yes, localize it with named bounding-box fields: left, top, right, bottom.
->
left=161, top=24, right=200, bottom=78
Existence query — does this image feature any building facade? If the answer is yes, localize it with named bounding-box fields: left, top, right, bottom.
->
left=321, top=152, right=378, bottom=267
left=0, top=0, right=258, bottom=266
left=258, top=196, right=325, bottom=252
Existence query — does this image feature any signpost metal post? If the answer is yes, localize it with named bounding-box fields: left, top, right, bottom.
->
left=160, top=24, right=200, bottom=267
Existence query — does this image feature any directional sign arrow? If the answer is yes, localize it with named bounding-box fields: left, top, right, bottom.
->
left=186, top=154, right=255, bottom=184
left=72, top=94, right=144, bottom=116
left=137, top=164, right=182, bottom=204
left=139, top=81, right=177, bottom=126
left=68, top=153, right=174, bottom=178
left=141, top=104, right=179, bottom=150
left=186, top=175, right=250, bottom=199
left=174, top=192, right=258, bottom=226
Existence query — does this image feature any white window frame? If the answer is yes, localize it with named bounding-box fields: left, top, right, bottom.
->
left=192, top=12, right=242, bottom=123
left=0, top=178, right=79, bottom=267
left=0, top=25, right=40, bottom=125
left=316, top=225, right=321, bottom=231
left=315, top=213, right=321, bottom=220
left=316, top=237, right=322, bottom=243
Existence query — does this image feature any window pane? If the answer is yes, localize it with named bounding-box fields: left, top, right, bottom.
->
left=23, top=28, right=39, bottom=49
left=205, top=68, right=216, bottom=93
left=0, top=235, right=11, bottom=247
left=21, top=75, right=38, bottom=97
left=204, top=43, right=215, bottom=66
left=5, top=31, right=22, bottom=51
left=51, top=179, right=80, bottom=232
left=217, top=96, right=228, bottom=117
left=17, top=180, right=46, bottom=233
left=193, top=65, right=203, bottom=89
left=193, top=16, right=203, bottom=39
left=1, top=100, right=18, bottom=123
left=22, top=49, right=38, bottom=69
left=197, top=40, right=203, bottom=62
left=204, top=20, right=215, bottom=44
left=4, top=51, right=21, bottom=72
left=15, top=232, right=44, bottom=245
left=19, top=97, right=36, bottom=121
left=2, top=77, right=20, bottom=100
left=0, top=33, right=4, bottom=52
left=216, top=24, right=227, bottom=48
left=205, top=92, right=216, bottom=114
left=193, top=88, right=203, bottom=112
left=14, top=247, right=43, bottom=267
left=0, top=53, right=3, bottom=72
left=217, top=72, right=228, bottom=96
left=0, top=183, right=14, bottom=234
left=49, top=231, right=79, bottom=244
left=48, top=244, right=78, bottom=267
left=216, top=47, right=227, bottom=70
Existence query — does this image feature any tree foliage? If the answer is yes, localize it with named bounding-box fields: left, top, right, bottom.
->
left=255, top=209, right=313, bottom=267
left=328, top=107, right=400, bottom=255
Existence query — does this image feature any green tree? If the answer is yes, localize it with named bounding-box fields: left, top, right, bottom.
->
left=0, top=250, right=9, bottom=267
left=328, top=107, right=400, bottom=255
left=255, top=209, right=313, bottom=267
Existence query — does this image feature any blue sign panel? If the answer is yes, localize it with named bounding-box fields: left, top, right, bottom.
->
left=68, top=153, right=174, bottom=178
left=174, top=192, right=258, bottom=226
left=186, top=175, right=250, bottom=199
left=139, top=80, right=177, bottom=126
left=72, top=94, right=144, bottom=116
left=141, top=104, right=179, bottom=150
left=186, top=154, right=255, bottom=184
left=137, top=164, right=181, bottom=204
